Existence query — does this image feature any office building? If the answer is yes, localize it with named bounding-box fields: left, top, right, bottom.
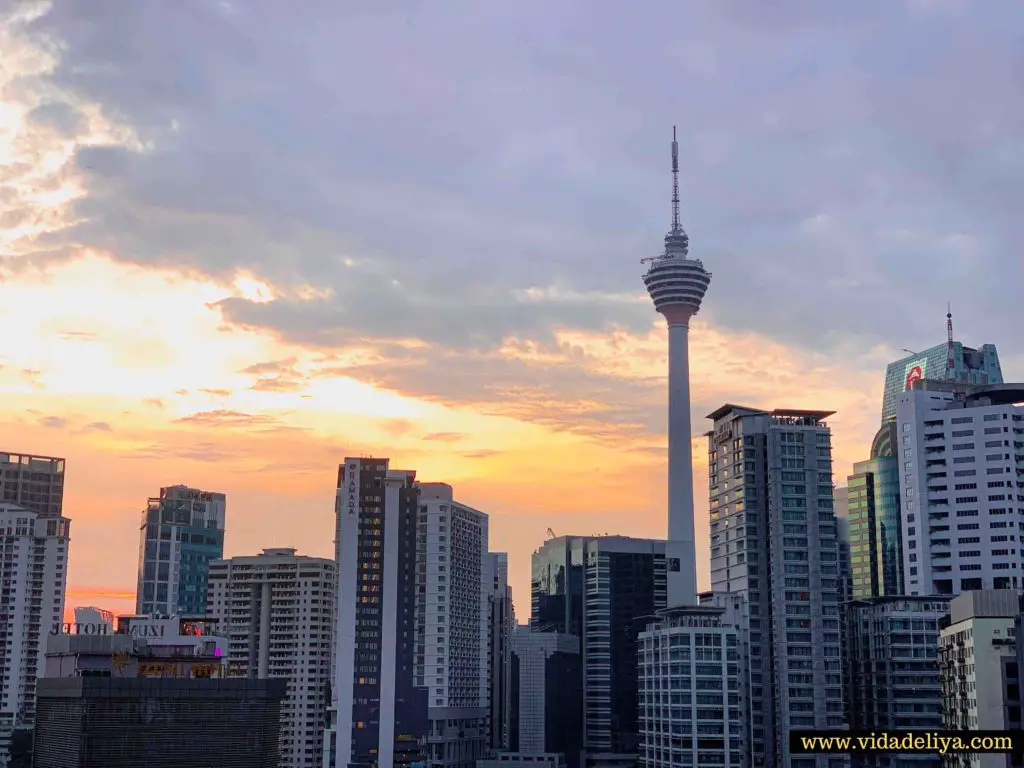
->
left=507, top=627, right=583, bottom=768
left=486, top=552, right=514, bottom=753
left=33, top=631, right=284, bottom=768
left=0, top=452, right=65, bottom=518
left=641, top=128, right=711, bottom=609
left=938, top=590, right=1021, bottom=768
left=707, top=404, right=847, bottom=768
left=329, top=457, right=428, bottom=768
left=847, top=452, right=903, bottom=599
left=895, top=382, right=1024, bottom=596
left=532, top=535, right=668, bottom=767
left=880, top=340, right=1002, bottom=424
left=637, top=604, right=743, bottom=768
left=206, top=547, right=335, bottom=768
left=0, top=502, right=70, bottom=761
left=413, top=482, right=490, bottom=768
left=846, top=596, right=950, bottom=768
left=136, top=485, right=226, bottom=615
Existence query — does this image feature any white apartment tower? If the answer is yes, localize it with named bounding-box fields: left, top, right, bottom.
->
left=637, top=604, right=744, bottom=768
left=707, top=405, right=847, bottom=768
left=415, top=482, right=491, bottom=768
left=938, top=590, right=1021, bottom=768
left=206, top=547, right=336, bottom=768
left=895, top=382, right=1024, bottom=596
left=641, top=128, right=712, bottom=609
left=0, top=503, right=70, bottom=751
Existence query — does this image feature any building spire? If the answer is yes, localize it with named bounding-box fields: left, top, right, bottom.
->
left=671, top=126, right=681, bottom=233
left=665, top=126, right=689, bottom=256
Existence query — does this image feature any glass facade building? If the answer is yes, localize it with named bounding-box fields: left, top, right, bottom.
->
left=531, top=536, right=667, bottom=764
left=847, top=455, right=903, bottom=600
left=136, top=485, right=226, bottom=616
left=880, top=342, right=1001, bottom=424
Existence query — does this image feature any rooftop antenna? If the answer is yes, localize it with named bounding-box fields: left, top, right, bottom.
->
left=671, top=126, right=681, bottom=234
left=946, top=302, right=955, bottom=379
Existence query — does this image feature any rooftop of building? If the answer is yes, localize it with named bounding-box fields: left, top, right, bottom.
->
left=705, top=403, right=835, bottom=423
left=909, top=379, right=1024, bottom=407
left=944, top=589, right=1022, bottom=626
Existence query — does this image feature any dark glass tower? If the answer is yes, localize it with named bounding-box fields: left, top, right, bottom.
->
left=531, top=536, right=667, bottom=762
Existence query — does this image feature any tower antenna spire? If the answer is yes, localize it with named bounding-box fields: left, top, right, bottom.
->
left=671, top=126, right=681, bottom=233
left=946, top=302, right=955, bottom=378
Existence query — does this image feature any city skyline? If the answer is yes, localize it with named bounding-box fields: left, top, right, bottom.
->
left=3, top=1, right=1024, bottom=623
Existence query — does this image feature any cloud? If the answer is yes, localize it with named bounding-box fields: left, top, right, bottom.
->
left=82, top=421, right=111, bottom=432
left=7, top=0, right=1020, bottom=367
left=423, top=432, right=468, bottom=443
left=174, top=409, right=281, bottom=429
left=38, top=415, right=67, bottom=428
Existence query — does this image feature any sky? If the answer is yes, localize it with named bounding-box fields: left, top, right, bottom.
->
left=2, top=0, right=1023, bottom=621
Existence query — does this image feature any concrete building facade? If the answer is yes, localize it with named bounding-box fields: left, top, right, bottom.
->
left=938, top=590, right=1021, bottom=768
left=637, top=604, right=744, bottom=768
left=0, top=501, right=70, bottom=760
left=207, top=548, right=336, bottom=768
left=706, top=405, right=847, bottom=768
left=895, top=383, right=1024, bottom=596
left=414, top=482, right=490, bottom=768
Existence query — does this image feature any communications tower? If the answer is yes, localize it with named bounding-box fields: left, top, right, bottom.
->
left=642, top=127, right=711, bottom=606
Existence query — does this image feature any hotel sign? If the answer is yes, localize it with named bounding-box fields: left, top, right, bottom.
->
left=905, top=358, right=928, bottom=390
left=346, top=463, right=359, bottom=516
left=50, top=623, right=165, bottom=637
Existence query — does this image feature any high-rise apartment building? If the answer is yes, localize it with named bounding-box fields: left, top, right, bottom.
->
left=846, top=596, right=950, bottom=768
left=880, top=340, right=1002, bottom=424
left=707, top=405, right=847, bottom=768
left=486, top=552, right=514, bottom=753
left=0, top=502, right=70, bottom=757
left=206, top=547, right=335, bottom=768
left=532, top=535, right=668, bottom=767
left=506, top=627, right=583, bottom=768
left=638, top=604, right=744, bottom=768
left=136, top=485, right=226, bottom=615
left=330, top=457, right=427, bottom=768
left=0, top=452, right=65, bottom=518
left=414, top=482, right=490, bottom=768
left=938, top=590, right=1022, bottom=768
left=895, top=382, right=1024, bottom=596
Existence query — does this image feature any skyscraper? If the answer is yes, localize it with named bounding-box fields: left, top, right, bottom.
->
left=206, top=548, right=336, bottom=768
left=895, top=381, right=1024, bottom=596
left=880, top=340, right=1001, bottom=424
left=707, top=405, right=846, bottom=768
left=136, top=485, right=226, bottom=616
left=642, top=128, right=711, bottom=608
left=532, top=535, right=668, bottom=766
left=329, top=457, right=427, bottom=768
left=414, top=482, right=491, bottom=768
left=485, top=552, right=514, bottom=753
left=0, top=502, right=70, bottom=758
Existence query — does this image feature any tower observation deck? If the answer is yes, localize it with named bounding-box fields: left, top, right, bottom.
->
left=642, top=127, right=711, bottom=608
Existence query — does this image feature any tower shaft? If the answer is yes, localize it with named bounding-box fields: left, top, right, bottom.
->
left=667, top=322, right=698, bottom=605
